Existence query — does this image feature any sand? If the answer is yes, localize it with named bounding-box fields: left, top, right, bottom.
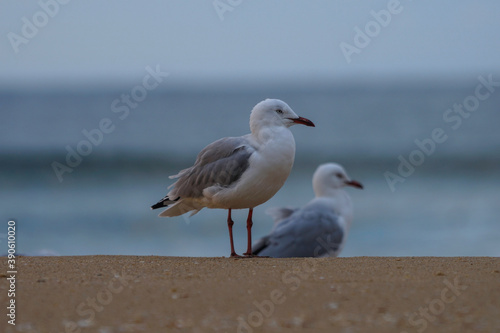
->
left=1, top=256, right=499, bottom=333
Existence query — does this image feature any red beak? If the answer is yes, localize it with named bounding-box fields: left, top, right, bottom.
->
left=289, top=116, right=315, bottom=127
left=345, top=180, right=363, bottom=189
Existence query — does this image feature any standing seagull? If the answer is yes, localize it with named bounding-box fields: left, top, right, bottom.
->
left=151, top=99, right=315, bottom=257
left=252, top=163, right=363, bottom=258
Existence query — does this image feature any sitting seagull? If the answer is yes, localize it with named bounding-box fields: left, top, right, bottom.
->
left=151, top=99, right=315, bottom=257
left=252, top=163, right=363, bottom=258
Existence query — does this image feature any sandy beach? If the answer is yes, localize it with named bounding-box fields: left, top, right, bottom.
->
left=1, top=256, right=499, bottom=333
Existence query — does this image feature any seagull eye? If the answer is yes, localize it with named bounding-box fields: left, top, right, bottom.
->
left=275, top=109, right=283, bottom=115
left=335, top=172, right=343, bottom=178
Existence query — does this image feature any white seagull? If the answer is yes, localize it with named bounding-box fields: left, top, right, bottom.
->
left=252, top=163, right=363, bottom=258
left=151, top=99, right=315, bottom=257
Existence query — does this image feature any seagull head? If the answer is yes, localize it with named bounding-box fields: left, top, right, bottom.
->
left=313, top=163, right=363, bottom=197
left=250, top=99, right=315, bottom=134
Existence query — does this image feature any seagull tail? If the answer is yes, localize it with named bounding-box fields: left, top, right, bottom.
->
left=252, top=235, right=271, bottom=256
left=158, top=200, right=201, bottom=217
left=266, top=207, right=298, bottom=224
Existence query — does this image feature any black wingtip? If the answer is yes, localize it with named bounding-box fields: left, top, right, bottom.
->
left=150, top=196, right=180, bottom=210
left=151, top=200, right=167, bottom=210
left=150, top=203, right=163, bottom=210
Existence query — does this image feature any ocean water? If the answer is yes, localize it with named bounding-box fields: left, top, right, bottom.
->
left=1, top=79, right=499, bottom=257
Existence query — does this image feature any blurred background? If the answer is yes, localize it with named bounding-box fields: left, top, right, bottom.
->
left=1, top=1, right=499, bottom=257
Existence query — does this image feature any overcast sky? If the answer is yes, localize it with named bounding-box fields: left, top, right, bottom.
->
left=1, top=0, right=500, bottom=87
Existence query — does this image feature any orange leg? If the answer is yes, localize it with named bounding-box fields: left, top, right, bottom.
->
left=243, top=208, right=253, bottom=256
left=227, top=209, right=240, bottom=257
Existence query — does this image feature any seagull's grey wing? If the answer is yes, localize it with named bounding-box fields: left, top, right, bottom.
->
left=171, top=136, right=256, bottom=198
left=255, top=201, right=344, bottom=258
